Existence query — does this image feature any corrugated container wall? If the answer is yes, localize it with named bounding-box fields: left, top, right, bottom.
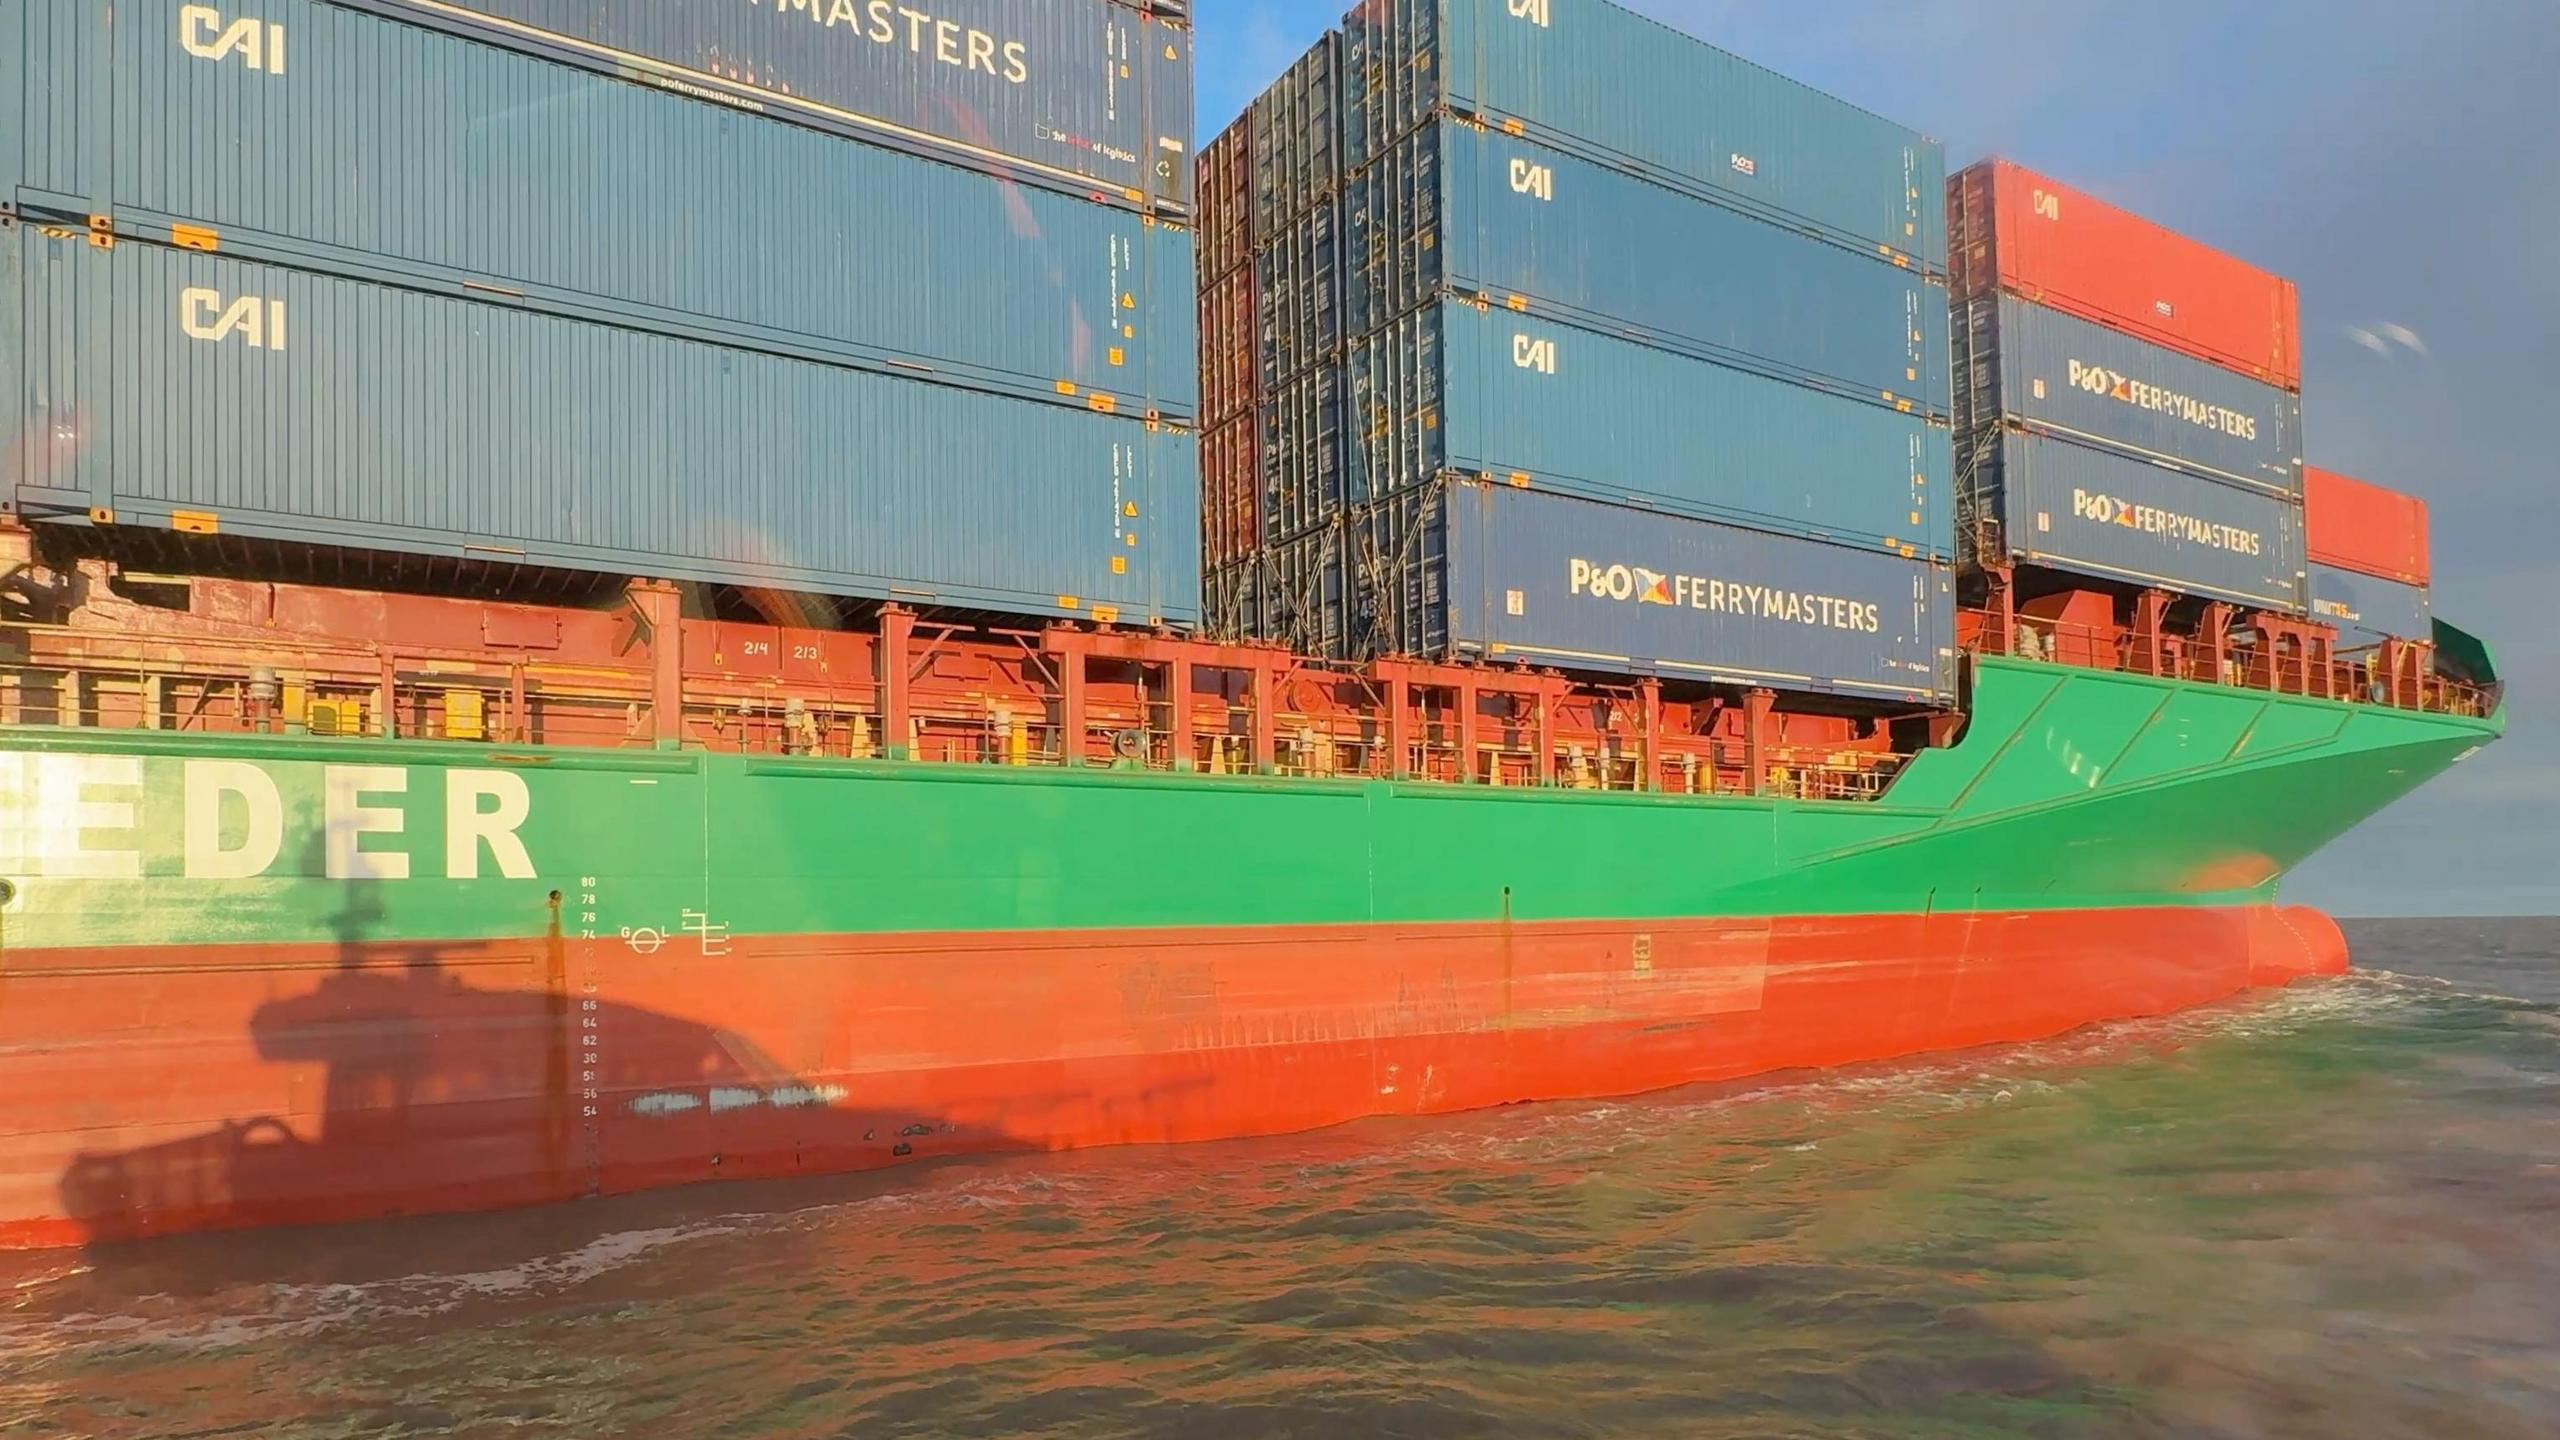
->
left=332, top=0, right=1194, bottom=212
left=15, top=0, right=1197, bottom=419
left=2309, top=564, right=2432, bottom=646
left=1249, top=34, right=1343, bottom=238
left=1955, top=296, right=2302, bottom=496
left=1351, top=301, right=1949, bottom=556
left=2305, top=466, right=2431, bottom=586
left=8, top=229, right=1202, bottom=626
left=1966, top=432, right=2307, bottom=612
left=1342, top=0, right=1945, bottom=264
left=1426, top=484, right=1954, bottom=701
left=1350, top=121, right=1947, bottom=411
left=1199, top=125, right=1255, bottom=283
left=1950, top=159, right=2301, bottom=390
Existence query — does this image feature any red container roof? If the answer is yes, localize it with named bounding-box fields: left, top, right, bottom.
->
left=2306, top=466, right=2432, bottom=587
left=1951, top=158, right=2302, bottom=391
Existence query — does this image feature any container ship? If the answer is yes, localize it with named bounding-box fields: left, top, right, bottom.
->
left=0, top=0, right=2501, bottom=1247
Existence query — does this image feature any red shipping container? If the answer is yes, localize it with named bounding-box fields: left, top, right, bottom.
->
left=2305, top=467, right=2431, bottom=586
left=1200, top=414, right=1263, bottom=570
left=1198, top=268, right=1260, bottom=431
left=1198, top=124, right=1254, bottom=284
left=1951, top=159, right=2302, bottom=391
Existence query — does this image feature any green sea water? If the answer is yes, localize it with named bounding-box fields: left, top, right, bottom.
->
left=3, top=918, right=2553, bottom=1439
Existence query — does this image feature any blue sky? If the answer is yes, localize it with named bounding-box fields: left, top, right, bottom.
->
left=1194, top=0, right=2560, bottom=918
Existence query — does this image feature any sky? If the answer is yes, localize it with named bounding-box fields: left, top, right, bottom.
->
left=1193, top=0, right=2560, bottom=918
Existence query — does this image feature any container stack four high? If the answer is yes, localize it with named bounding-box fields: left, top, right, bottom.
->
left=5, top=0, right=1200, bottom=627
left=1199, top=0, right=1958, bottom=706
left=1949, top=159, right=2310, bottom=620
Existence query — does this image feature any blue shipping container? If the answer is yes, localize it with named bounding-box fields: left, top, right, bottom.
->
left=1437, top=483, right=1954, bottom=700
left=1342, top=0, right=1944, bottom=264
left=11, top=0, right=1196, bottom=418
left=1969, top=431, right=2306, bottom=612
left=6, top=229, right=1200, bottom=626
left=1956, top=295, right=2301, bottom=496
left=1348, top=120, right=1946, bottom=409
left=327, top=0, right=1194, bottom=210
left=2309, top=563, right=2432, bottom=644
left=1351, top=301, right=1951, bottom=557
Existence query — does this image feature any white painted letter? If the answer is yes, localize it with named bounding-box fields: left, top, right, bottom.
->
left=324, top=765, right=409, bottom=879
left=6, top=755, right=143, bottom=878
left=446, top=770, right=534, bottom=880
left=184, top=760, right=283, bottom=880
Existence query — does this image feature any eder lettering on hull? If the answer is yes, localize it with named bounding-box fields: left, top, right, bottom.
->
left=0, top=755, right=537, bottom=883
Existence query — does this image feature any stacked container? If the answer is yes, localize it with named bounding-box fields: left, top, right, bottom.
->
left=6, top=0, right=1201, bottom=627
left=2304, top=467, right=2434, bottom=645
left=1198, top=0, right=1958, bottom=704
left=1951, top=159, right=2308, bottom=612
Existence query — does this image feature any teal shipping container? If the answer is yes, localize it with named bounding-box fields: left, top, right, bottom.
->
left=5, top=230, right=1200, bottom=627
left=1965, top=430, right=2305, bottom=613
left=1350, top=302, right=1951, bottom=558
left=1341, top=0, right=1943, bottom=265
left=1344, top=482, right=1953, bottom=698
left=9, top=0, right=1196, bottom=419
left=1347, top=120, right=1946, bottom=410
left=322, top=0, right=1195, bottom=211
left=2309, top=563, right=2432, bottom=645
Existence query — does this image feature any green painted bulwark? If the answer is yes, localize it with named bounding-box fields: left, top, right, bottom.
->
left=0, top=659, right=2501, bottom=952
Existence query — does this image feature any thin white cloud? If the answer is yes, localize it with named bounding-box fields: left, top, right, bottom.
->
left=2377, top=322, right=2433, bottom=357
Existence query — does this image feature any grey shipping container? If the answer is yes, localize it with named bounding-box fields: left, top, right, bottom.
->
left=1248, top=32, right=1344, bottom=237
left=1347, top=119, right=1946, bottom=409
left=2308, top=563, right=2432, bottom=645
left=1966, top=431, right=2306, bottom=612
left=1956, top=294, right=2301, bottom=496
left=315, top=0, right=1194, bottom=211
left=5, top=229, right=1200, bottom=626
left=13, top=0, right=1197, bottom=418
left=1341, top=0, right=1943, bottom=264
left=1262, top=368, right=1350, bottom=541
left=1385, top=483, right=1954, bottom=700
left=1350, top=301, right=1951, bottom=557
left=1255, top=199, right=1346, bottom=391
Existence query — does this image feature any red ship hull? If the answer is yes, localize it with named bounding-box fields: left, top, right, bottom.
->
left=5, top=905, right=2349, bottom=1249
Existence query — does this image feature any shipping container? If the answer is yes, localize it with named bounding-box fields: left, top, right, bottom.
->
left=1200, top=268, right=1259, bottom=429
left=1350, top=301, right=1951, bottom=556
left=1199, top=123, right=1254, bottom=283
left=1346, top=120, right=1947, bottom=408
left=1950, top=159, right=2301, bottom=390
left=1341, top=0, right=1944, bottom=264
left=1262, top=368, right=1351, bottom=541
left=8, top=230, right=1200, bottom=626
left=16, top=0, right=1197, bottom=418
left=1248, top=33, right=1344, bottom=238
left=1255, top=200, right=1347, bottom=390
left=1259, top=521, right=1354, bottom=659
left=2305, top=466, right=2431, bottom=585
left=1202, top=556, right=1265, bottom=641
left=1377, top=483, right=1956, bottom=699
left=1955, top=295, right=2301, bottom=496
left=2308, top=563, right=2432, bottom=647
left=1201, top=413, right=1262, bottom=571
left=1966, top=431, right=2307, bottom=612
left=318, top=0, right=1194, bottom=211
